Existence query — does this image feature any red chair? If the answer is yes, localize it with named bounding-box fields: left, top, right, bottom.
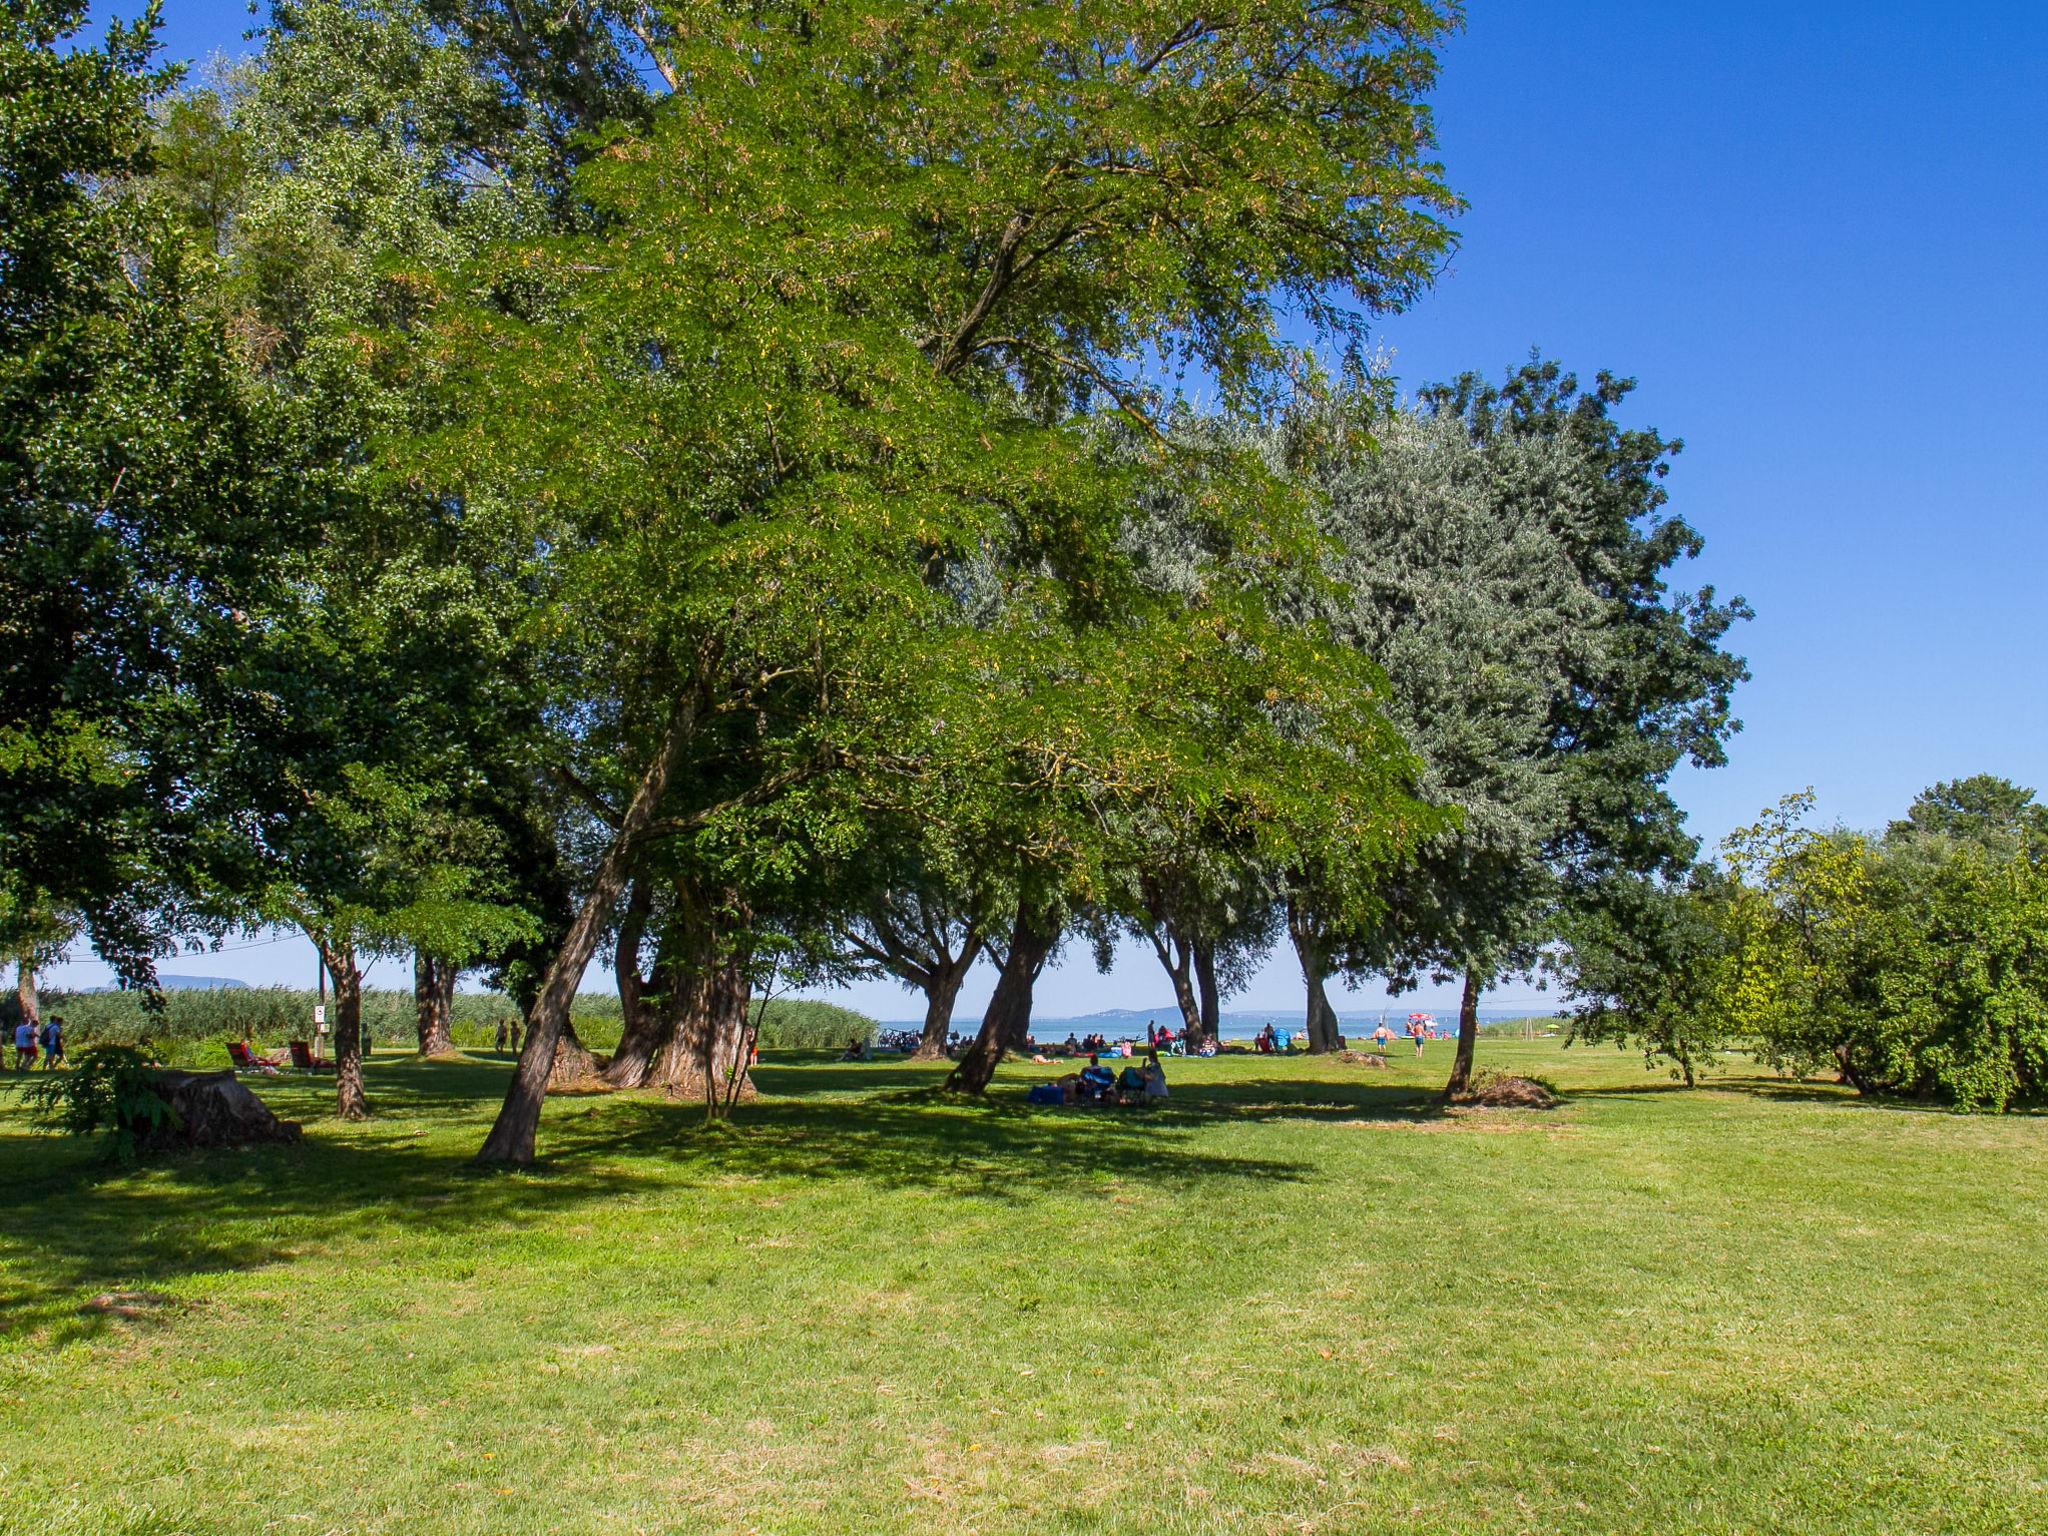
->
left=288, top=1040, right=334, bottom=1073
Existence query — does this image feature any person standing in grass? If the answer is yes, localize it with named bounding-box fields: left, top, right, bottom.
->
left=495, top=1019, right=508, bottom=1053
left=40, top=1015, right=63, bottom=1069
left=13, top=1017, right=36, bottom=1070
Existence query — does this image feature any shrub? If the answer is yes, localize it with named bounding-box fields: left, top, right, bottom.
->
left=15, top=1045, right=176, bottom=1163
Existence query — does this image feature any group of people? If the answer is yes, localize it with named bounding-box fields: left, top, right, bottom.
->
left=1045, top=1050, right=1169, bottom=1106
left=492, top=1017, right=524, bottom=1054
left=10, top=1015, right=64, bottom=1070
left=1370, top=1020, right=1433, bottom=1057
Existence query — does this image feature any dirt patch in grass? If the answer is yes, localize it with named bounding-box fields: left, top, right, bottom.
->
left=83, top=1289, right=180, bottom=1320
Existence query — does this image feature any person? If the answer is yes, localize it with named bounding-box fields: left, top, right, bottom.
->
left=840, top=1035, right=869, bottom=1062
left=1255, top=1023, right=1275, bottom=1054
left=1373, top=1022, right=1393, bottom=1054
left=13, top=1017, right=36, bottom=1071
left=1063, top=1033, right=1081, bottom=1056
left=1079, top=1053, right=1115, bottom=1102
left=40, top=1015, right=63, bottom=1069
left=509, top=1017, right=523, bottom=1053
left=495, top=1019, right=509, bottom=1053
left=1412, top=1021, right=1426, bottom=1057
left=1117, top=1061, right=1146, bottom=1096
left=1139, top=1051, right=1169, bottom=1099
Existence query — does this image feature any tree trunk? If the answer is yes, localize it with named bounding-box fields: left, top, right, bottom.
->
left=15, top=957, right=40, bottom=1030
left=614, top=878, right=653, bottom=1035
left=413, top=952, right=455, bottom=1056
left=1288, top=902, right=1344, bottom=1054
left=547, top=1018, right=600, bottom=1086
left=1445, top=968, right=1482, bottom=1097
left=601, top=882, right=671, bottom=1089
left=321, top=940, right=370, bottom=1121
left=1145, top=922, right=1203, bottom=1040
left=1193, top=938, right=1221, bottom=1048
left=600, top=970, right=674, bottom=1088
left=653, top=954, right=755, bottom=1110
left=477, top=704, right=696, bottom=1165
left=945, top=905, right=1057, bottom=1093
left=910, top=949, right=974, bottom=1062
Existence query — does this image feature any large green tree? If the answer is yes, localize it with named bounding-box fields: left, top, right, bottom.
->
left=1, top=0, right=288, bottom=979
left=1293, top=363, right=1749, bottom=1089
left=427, top=0, right=1461, bottom=1158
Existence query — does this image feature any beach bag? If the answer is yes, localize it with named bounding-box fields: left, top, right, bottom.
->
left=1027, top=1082, right=1064, bottom=1106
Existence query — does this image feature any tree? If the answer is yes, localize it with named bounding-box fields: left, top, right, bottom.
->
left=1722, top=784, right=2048, bottom=1111
left=1283, top=400, right=1591, bottom=1064
left=2, top=0, right=289, bottom=982
left=838, top=886, right=987, bottom=1063
left=1886, top=775, right=2048, bottom=859
left=1295, top=363, right=1750, bottom=1092
left=435, top=0, right=1461, bottom=1158
left=1556, top=864, right=1740, bottom=1085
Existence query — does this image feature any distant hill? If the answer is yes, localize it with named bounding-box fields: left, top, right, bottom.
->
left=152, top=975, right=249, bottom=991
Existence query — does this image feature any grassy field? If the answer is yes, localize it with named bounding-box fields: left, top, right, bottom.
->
left=1, top=1038, right=2044, bottom=1535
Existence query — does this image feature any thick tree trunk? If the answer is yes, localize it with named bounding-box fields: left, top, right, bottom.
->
left=1145, top=922, right=1203, bottom=1040
left=600, top=972, right=674, bottom=1088
left=1193, top=939, right=1221, bottom=1048
left=1288, top=902, right=1344, bottom=1054
left=547, top=1018, right=600, bottom=1086
left=413, top=952, right=455, bottom=1056
left=322, top=940, right=369, bottom=1121
left=1445, top=968, right=1482, bottom=1097
left=15, top=958, right=40, bottom=1030
left=477, top=705, right=695, bottom=1165
left=945, top=906, right=1057, bottom=1093
left=910, top=950, right=973, bottom=1062
left=653, top=955, right=755, bottom=1110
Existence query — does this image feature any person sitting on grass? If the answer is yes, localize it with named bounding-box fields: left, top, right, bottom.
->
left=1079, top=1053, right=1116, bottom=1102
left=1117, top=1061, right=1147, bottom=1097
left=1062, top=1033, right=1081, bottom=1056
left=839, top=1035, right=870, bottom=1062
left=1139, top=1051, right=1169, bottom=1099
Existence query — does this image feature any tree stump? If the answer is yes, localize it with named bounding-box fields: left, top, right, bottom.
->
left=134, top=1071, right=303, bottom=1150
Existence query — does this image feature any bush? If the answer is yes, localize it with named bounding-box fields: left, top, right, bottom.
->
left=14, top=1045, right=176, bottom=1163
left=1568, top=785, right=2048, bottom=1110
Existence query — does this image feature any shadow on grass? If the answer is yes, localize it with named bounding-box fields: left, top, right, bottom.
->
left=0, top=1052, right=1343, bottom=1345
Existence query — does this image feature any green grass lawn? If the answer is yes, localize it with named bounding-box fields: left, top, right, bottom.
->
left=2, top=1037, right=2044, bottom=1535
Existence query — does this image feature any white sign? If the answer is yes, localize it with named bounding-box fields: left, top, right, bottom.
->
left=313, top=1004, right=326, bottom=1025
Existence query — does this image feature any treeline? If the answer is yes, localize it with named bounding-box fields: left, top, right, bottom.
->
left=4, top=0, right=1757, bottom=1155
left=1566, top=776, right=2048, bottom=1110
left=6, top=989, right=875, bottom=1062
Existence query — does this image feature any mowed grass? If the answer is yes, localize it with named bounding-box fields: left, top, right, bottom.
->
left=1, top=1038, right=2045, bottom=1535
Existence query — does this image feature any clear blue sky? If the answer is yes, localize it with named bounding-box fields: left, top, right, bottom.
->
left=52, top=1, right=2048, bottom=1018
